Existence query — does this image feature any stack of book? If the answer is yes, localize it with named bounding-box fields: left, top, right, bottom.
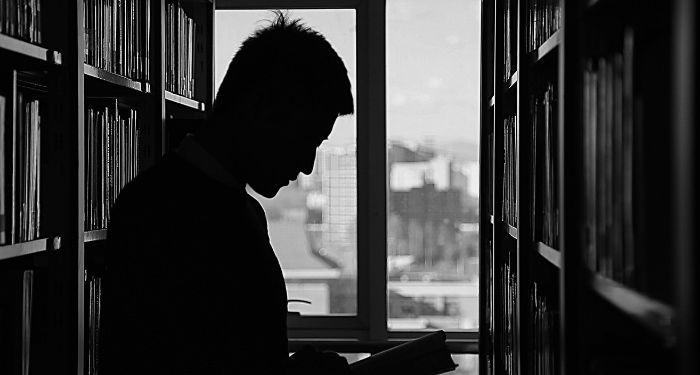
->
left=527, top=0, right=561, bottom=52
left=502, top=115, right=517, bottom=228
left=83, top=0, right=150, bottom=81
left=498, top=256, right=517, bottom=375
left=166, top=0, right=197, bottom=99
left=503, top=0, right=516, bottom=82
left=85, top=99, right=140, bottom=231
left=0, top=0, right=42, bottom=43
left=582, top=30, right=635, bottom=286
left=528, top=282, right=559, bottom=375
left=86, top=272, right=103, bottom=375
left=0, top=86, right=44, bottom=245
left=530, top=82, right=559, bottom=248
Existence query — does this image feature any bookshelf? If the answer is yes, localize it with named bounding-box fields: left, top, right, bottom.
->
left=0, top=0, right=213, bottom=373
left=480, top=0, right=697, bottom=375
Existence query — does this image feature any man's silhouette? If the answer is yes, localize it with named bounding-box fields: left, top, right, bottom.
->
left=102, top=13, right=353, bottom=374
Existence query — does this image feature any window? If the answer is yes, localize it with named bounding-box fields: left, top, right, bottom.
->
left=386, top=0, right=481, bottom=332
left=215, top=0, right=480, bottom=350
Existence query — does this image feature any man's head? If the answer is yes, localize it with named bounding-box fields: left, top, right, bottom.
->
left=206, top=12, right=354, bottom=198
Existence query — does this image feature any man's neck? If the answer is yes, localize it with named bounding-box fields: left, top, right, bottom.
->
left=177, top=133, right=246, bottom=190
left=194, top=129, right=247, bottom=184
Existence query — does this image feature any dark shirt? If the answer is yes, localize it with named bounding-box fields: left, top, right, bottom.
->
left=102, top=146, right=288, bottom=374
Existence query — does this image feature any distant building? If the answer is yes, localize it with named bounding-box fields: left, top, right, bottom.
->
left=318, top=145, right=357, bottom=274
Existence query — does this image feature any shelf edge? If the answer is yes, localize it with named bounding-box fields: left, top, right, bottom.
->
left=506, top=223, right=518, bottom=239
left=84, top=64, right=144, bottom=92
left=165, top=90, right=206, bottom=111
left=85, top=229, right=108, bottom=243
left=0, top=237, right=53, bottom=261
left=528, top=30, right=561, bottom=66
left=0, top=33, right=62, bottom=65
left=535, top=241, right=561, bottom=268
left=591, top=273, right=677, bottom=346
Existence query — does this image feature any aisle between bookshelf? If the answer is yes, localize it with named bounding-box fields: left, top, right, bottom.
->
left=590, top=273, right=676, bottom=346
left=0, top=33, right=61, bottom=66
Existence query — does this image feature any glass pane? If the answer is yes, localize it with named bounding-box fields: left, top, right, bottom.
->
left=215, top=10, right=357, bottom=314
left=451, top=354, right=479, bottom=375
left=386, top=0, right=481, bottom=330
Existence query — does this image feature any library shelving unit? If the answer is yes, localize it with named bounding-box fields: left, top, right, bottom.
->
left=0, top=1, right=213, bottom=374
left=479, top=1, right=699, bottom=375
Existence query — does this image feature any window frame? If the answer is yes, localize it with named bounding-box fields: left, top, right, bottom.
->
left=215, top=0, right=478, bottom=354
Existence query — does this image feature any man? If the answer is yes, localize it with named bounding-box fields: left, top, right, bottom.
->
left=102, top=13, right=353, bottom=374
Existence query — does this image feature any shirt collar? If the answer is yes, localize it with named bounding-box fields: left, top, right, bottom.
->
left=176, top=134, right=245, bottom=190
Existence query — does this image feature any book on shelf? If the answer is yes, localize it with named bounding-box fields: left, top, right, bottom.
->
left=166, top=0, right=197, bottom=99
left=1, top=73, right=46, bottom=245
left=485, top=239, right=494, bottom=375
left=85, top=271, right=103, bottom=375
left=503, top=0, right=517, bottom=82
left=0, top=95, right=6, bottom=245
left=85, top=98, right=140, bottom=231
left=497, top=255, right=517, bottom=375
left=530, top=81, right=559, bottom=248
left=527, top=0, right=561, bottom=53
left=582, top=29, right=635, bottom=287
left=488, top=132, right=494, bottom=216
left=528, top=282, right=559, bottom=375
left=349, top=330, right=457, bottom=375
left=502, top=115, right=517, bottom=228
left=0, top=0, right=42, bottom=44
left=0, top=268, right=48, bottom=375
left=83, top=0, right=150, bottom=82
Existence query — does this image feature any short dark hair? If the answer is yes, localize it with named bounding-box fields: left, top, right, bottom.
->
left=212, top=11, right=354, bottom=123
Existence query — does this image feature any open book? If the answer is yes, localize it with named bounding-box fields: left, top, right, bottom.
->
left=350, top=331, right=457, bottom=375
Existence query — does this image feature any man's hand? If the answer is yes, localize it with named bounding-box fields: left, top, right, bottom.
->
left=287, top=346, right=351, bottom=375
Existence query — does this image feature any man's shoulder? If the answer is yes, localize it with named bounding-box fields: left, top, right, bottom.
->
left=114, top=154, right=191, bottom=209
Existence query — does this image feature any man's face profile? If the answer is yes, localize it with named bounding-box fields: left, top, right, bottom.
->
left=244, top=104, right=336, bottom=199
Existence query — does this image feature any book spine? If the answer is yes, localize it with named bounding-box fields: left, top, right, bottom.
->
left=0, top=95, right=6, bottom=245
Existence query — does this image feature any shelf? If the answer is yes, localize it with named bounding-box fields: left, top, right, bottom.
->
left=529, top=30, right=561, bottom=66
left=535, top=241, right=561, bottom=268
left=0, top=237, right=60, bottom=261
left=85, top=229, right=108, bottom=243
left=504, top=71, right=518, bottom=92
left=0, top=33, right=61, bottom=65
left=165, top=90, right=206, bottom=111
left=590, top=274, right=677, bottom=346
left=505, top=223, right=518, bottom=239
left=84, top=64, right=149, bottom=94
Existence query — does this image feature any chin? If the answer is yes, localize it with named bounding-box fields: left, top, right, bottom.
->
left=251, top=183, right=284, bottom=199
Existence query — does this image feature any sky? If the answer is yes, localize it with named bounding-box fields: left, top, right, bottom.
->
left=214, top=0, right=481, bottom=146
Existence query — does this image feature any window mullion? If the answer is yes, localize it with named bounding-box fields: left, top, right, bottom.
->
left=356, top=0, right=388, bottom=342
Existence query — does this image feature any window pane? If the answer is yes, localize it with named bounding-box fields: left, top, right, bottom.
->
left=452, top=354, right=479, bottom=375
left=386, top=0, right=481, bottom=330
left=215, top=9, right=357, bottom=315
